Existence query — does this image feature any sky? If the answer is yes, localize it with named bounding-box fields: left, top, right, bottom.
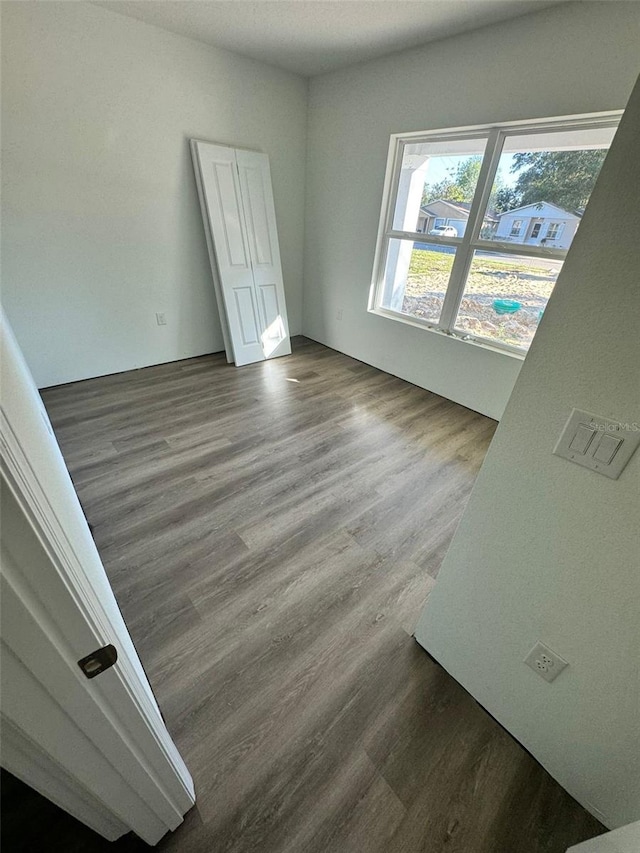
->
left=422, top=153, right=518, bottom=193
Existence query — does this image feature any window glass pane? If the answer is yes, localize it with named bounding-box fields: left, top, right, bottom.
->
left=380, top=239, right=456, bottom=325
left=480, top=125, right=616, bottom=249
left=454, top=251, right=563, bottom=350
left=392, top=137, right=488, bottom=237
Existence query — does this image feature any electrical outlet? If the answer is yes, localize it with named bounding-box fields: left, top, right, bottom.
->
left=524, top=642, right=568, bottom=683
left=336, top=309, right=343, bottom=321
left=156, top=312, right=167, bottom=326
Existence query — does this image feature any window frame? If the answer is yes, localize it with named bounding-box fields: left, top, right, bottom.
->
left=368, top=111, right=621, bottom=358
left=546, top=222, right=562, bottom=241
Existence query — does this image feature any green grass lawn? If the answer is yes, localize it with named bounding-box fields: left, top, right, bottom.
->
left=407, top=249, right=558, bottom=300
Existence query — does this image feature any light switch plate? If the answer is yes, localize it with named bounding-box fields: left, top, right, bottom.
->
left=554, top=408, right=640, bottom=479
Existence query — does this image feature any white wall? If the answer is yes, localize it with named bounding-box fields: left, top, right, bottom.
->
left=0, top=2, right=307, bottom=388
left=415, top=76, right=640, bottom=829
left=567, top=822, right=640, bottom=853
left=303, top=1, right=640, bottom=419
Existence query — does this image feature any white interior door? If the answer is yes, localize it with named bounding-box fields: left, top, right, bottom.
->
left=0, top=312, right=195, bottom=845
left=236, top=149, right=291, bottom=359
left=191, top=140, right=291, bottom=366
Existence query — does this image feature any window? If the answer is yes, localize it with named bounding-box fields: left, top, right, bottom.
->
left=546, top=222, right=562, bottom=241
left=370, top=114, right=619, bottom=354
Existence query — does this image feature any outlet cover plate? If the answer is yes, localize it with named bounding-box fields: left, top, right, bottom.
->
left=524, top=641, right=568, bottom=683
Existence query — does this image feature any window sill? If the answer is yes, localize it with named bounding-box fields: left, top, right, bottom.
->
left=368, top=306, right=527, bottom=361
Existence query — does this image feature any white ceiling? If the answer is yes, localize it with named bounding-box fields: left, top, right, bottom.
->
left=93, top=0, right=565, bottom=77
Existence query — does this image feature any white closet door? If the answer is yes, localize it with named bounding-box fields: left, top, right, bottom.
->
left=192, top=141, right=264, bottom=366
left=236, top=149, right=291, bottom=359
left=191, top=140, right=291, bottom=366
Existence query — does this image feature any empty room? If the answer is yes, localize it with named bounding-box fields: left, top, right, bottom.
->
left=1, top=2, right=639, bottom=852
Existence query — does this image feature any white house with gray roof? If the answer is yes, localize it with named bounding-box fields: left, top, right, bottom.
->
left=494, top=202, right=581, bottom=249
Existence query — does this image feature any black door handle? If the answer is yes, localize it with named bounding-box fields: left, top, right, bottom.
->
left=78, top=644, right=118, bottom=679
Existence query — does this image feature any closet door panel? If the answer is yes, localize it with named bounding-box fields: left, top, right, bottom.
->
left=242, top=165, right=273, bottom=267
left=233, top=287, right=261, bottom=345
left=257, top=284, right=286, bottom=353
left=212, top=161, right=249, bottom=268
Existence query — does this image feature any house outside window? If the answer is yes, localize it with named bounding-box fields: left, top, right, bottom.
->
left=369, top=114, right=619, bottom=353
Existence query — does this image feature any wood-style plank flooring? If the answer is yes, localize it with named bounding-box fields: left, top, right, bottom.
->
left=32, top=338, right=602, bottom=852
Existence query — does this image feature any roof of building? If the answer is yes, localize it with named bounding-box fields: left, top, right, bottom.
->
left=420, top=199, right=471, bottom=217
left=420, top=198, right=497, bottom=223
left=495, top=201, right=580, bottom=219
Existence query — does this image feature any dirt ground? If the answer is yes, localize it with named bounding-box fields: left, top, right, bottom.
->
left=402, top=248, right=561, bottom=349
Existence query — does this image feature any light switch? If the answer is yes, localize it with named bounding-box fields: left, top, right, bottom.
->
left=593, top=434, right=622, bottom=465
left=554, top=408, right=640, bottom=480
left=569, top=424, right=596, bottom=454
